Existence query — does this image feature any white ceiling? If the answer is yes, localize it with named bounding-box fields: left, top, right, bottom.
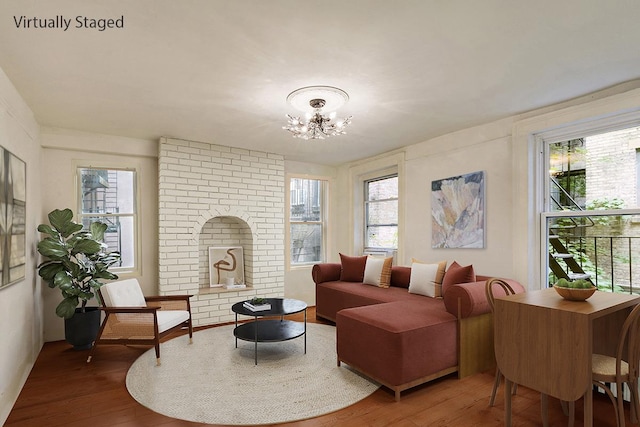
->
left=1, top=1, right=640, bottom=165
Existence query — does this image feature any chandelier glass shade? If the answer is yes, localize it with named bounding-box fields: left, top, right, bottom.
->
left=283, top=86, right=352, bottom=140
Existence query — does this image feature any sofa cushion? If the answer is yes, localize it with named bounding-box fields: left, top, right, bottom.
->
left=412, top=258, right=447, bottom=297
left=316, top=280, right=446, bottom=321
left=312, top=263, right=342, bottom=284
left=337, top=301, right=457, bottom=386
left=442, top=261, right=475, bottom=296
left=363, top=256, right=393, bottom=288
left=389, top=266, right=411, bottom=288
left=339, top=253, right=368, bottom=282
left=443, top=278, right=526, bottom=318
left=411, top=258, right=447, bottom=298
left=408, top=262, right=440, bottom=297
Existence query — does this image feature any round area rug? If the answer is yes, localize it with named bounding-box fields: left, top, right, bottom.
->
left=126, top=322, right=379, bottom=425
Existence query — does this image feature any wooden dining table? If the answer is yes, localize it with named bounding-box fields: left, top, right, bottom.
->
left=493, top=288, right=640, bottom=427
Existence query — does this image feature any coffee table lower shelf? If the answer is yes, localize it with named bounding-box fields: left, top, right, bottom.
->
left=234, top=319, right=306, bottom=364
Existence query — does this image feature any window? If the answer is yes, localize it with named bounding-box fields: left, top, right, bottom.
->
left=542, top=126, right=640, bottom=292
left=77, top=167, right=137, bottom=271
left=364, top=175, right=398, bottom=249
left=289, top=177, right=327, bottom=266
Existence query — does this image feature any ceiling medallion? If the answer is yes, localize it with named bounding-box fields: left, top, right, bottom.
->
left=283, top=86, right=352, bottom=140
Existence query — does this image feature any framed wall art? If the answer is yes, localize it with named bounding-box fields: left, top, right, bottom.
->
left=208, top=246, right=244, bottom=287
left=0, top=146, right=26, bottom=289
left=431, top=171, right=485, bottom=249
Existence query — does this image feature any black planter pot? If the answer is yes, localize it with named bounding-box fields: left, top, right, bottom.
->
left=64, top=307, right=101, bottom=350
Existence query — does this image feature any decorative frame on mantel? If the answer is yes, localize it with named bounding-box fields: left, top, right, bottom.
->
left=0, top=146, right=26, bottom=289
left=431, top=171, right=485, bottom=249
left=208, top=246, right=244, bottom=287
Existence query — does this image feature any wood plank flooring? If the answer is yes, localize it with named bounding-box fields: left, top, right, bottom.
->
left=5, top=307, right=630, bottom=426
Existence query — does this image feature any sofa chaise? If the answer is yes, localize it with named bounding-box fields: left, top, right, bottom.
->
left=312, top=256, right=524, bottom=400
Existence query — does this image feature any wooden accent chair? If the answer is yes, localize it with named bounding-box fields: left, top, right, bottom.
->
left=592, top=302, right=640, bottom=427
left=485, top=278, right=520, bottom=406
left=87, top=278, right=193, bottom=366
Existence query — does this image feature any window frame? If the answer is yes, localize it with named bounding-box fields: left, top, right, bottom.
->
left=538, top=118, right=640, bottom=289
left=364, top=173, right=398, bottom=250
left=286, top=174, right=329, bottom=269
left=75, top=164, right=140, bottom=274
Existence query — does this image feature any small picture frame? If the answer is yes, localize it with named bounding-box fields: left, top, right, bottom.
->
left=208, top=246, right=244, bottom=287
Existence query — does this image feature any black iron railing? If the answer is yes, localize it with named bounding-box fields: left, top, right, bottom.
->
left=549, top=234, right=640, bottom=294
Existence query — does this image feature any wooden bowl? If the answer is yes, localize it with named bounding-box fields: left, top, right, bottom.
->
left=554, top=285, right=597, bottom=301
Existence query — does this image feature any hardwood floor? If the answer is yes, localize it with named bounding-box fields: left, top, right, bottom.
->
left=5, top=307, right=631, bottom=426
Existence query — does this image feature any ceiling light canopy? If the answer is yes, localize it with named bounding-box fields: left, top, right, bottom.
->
left=283, top=85, right=352, bottom=140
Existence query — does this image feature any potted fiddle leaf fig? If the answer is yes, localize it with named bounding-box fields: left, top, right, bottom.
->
left=37, top=208, right=121, bottom=349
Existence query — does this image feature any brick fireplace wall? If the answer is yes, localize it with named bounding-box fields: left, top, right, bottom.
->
left=158, top=137, right=285, bottom=326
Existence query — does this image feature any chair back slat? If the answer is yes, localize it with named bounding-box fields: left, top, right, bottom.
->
left=485, top=278, right=517, bottom=312
left=621, top=303, right=640, bottom=379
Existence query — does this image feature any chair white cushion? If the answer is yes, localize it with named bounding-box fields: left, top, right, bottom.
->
left=156, top=310, right=190, bottom=333
left=101, top=279, right=147, bottom=307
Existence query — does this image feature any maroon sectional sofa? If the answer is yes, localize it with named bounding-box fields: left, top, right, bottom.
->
left=312, top=262, right=525, bottom=400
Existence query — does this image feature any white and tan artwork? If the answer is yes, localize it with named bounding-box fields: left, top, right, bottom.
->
left=208, top=246, right=244, bottom=287
left=431, top=171, right=485, bottom=249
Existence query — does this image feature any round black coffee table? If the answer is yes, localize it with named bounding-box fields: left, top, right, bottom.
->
left=231, top=298, right=307, bottom=365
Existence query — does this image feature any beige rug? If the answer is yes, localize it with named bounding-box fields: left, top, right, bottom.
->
left=125, top=322, right=379, bottom=425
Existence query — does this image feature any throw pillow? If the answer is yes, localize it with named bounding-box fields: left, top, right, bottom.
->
left=441, top=261, right=476, bottom=296
left=408, top=262, right=440, bottom=297
left=411, top=258, right=447, bottom=297
left=339, top=253, right=368, bottom=282
left=362, top=256, right=393, bottom=288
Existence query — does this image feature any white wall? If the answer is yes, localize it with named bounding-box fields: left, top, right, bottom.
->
left=332, top=85, right=640, bottom=290
left=0, top=68, right=42, bottom=425
left=40, top=128, right=158, bottom=342
left=401, top=119, right=515, bottom=276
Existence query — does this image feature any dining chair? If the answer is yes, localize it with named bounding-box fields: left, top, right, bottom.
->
left=87, top=278, right=193, bottom=366
left=592, top=302, right=640, bottom=427
left=485, top=278, right=518, bottom=406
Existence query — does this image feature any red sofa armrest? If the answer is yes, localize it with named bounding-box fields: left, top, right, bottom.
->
left=443, top=277, right=525, bottom=318
left=312, top=263, right=342, bottom=284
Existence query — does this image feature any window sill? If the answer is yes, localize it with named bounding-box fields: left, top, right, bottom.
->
left=198, top=285, right=253, bottom=295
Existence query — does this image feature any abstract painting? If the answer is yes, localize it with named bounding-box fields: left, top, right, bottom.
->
left=431, top=171, right=484, bottom=249
left=208, top=246, right=244, bottom=287
left=0, top=146, right=26, bottom=288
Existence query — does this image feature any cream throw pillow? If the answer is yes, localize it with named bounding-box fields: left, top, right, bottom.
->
left=411, top=258, right=447, bottom=297
left=362, top=256, right=393, bottom=288
left=408, top=262, right=441, bottom=297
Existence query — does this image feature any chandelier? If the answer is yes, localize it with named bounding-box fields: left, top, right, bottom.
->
left=283, top=86, right=352, bottom=140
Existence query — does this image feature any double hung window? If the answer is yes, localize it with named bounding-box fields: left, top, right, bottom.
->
left=541, top=125, right=640, bottom=292
left=289, top=177, right=327, bottom=266
left=77, top=167, right=137, bottom=271
left=364, top=174, right=398, bottom=249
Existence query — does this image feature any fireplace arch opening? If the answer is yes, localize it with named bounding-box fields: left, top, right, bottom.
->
left=198, top=216, right=253, bottom=289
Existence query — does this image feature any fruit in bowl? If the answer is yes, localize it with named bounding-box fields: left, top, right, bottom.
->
left=553, top=278, right=596, bottom=301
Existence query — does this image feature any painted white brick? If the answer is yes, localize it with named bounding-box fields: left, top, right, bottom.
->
left=159, top=138, right=285, bottom=327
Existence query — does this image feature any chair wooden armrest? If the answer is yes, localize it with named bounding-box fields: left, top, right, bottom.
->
left=145, top=295, right=193, bottom=311
left=89, top=279, right=194, bottom=366
left=145, top=294, right=193, bottom=302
